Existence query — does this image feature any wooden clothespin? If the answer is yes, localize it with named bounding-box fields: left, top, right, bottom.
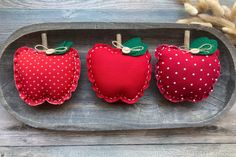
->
left=116, top=34, right=122, bottom=48
left=184, top=30, right=190, bottom=49
left=41, top=33, right=48, bottom=49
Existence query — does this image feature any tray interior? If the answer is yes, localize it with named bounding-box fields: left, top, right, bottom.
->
left=0, top=27, right=235, bottom=130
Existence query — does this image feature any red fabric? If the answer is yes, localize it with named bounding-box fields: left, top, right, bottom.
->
left=155, top=44, right=220, bottom=103
left=14, top=47, right=80, bottom=106
left=87, top=44, right=152, bottom=104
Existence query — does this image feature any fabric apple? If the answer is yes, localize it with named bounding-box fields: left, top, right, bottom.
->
left=155, top=37, right=220, bottom=103
left=14, top=41, right=80, bottom=106
left=87, top=38, right=152, bottom=104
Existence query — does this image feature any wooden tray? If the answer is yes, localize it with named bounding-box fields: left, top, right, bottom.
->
left=0, top=23, right=236, bottom=131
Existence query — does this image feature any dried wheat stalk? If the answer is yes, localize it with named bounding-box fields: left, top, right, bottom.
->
left=177, top=0, right=236, bottom=45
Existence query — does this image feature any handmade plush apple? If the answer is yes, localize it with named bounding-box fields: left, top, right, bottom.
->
left=14, top=41, right=80, bottom=106
left=87, top=38, right=151, bottom=104
left=155, top=37, right=220, bottom=103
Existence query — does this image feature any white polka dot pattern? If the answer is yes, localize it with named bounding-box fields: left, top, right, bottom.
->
left=155, top=44, right=221, bottom=103
left=14, top=47, right=80, bottom=106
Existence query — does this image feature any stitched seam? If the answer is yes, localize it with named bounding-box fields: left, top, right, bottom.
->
left=155, top=45, right=221, bottom=103
left=14, top=47, right=80, bottom=106
left=87, top=45, right=151, bottom=103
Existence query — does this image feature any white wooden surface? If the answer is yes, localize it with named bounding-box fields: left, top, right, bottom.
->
left=0, top=0, right=236, bottom=156
left=1, top=145, right=236, bottom=157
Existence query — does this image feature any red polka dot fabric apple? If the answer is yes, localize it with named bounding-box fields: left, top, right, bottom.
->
left=155, top=37, right=220, bottom=103
left=87, top=37, right=151, bottom=104
left=14, top=41, right=80, bottom=106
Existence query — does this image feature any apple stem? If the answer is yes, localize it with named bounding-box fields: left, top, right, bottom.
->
left=116, top=34, right=122, bottom=48
left=184, top=30, right=190, bottom=49
left=41, top=33, right=48, bottom=49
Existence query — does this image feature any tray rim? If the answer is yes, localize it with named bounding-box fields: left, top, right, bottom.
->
left=0, top=22, right=236, bottom=131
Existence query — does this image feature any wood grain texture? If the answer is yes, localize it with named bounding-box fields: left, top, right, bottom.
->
left=0, top=23, right=235, bottom=145
left=0, top=1, right=236, bottom=156
left=0, top=0, right=234, bottom=10
left=0, top=23, right=235, bottom=131
left=0, top=144, right=236, bottom=157
left=0, top=0, right=169, bottom=10
left=0, top=109, right=236, bottom=146
left=0, top=9, right=186, bottom=49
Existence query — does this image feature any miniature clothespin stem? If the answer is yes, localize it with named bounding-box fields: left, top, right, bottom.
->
left=41, top=33, right=48, bottom=49
left=116, top=34, right=122, bottom=48
left=184, top=30, right=190, bottom=49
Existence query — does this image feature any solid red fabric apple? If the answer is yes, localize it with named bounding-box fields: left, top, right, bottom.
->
left=14, top=42, right=80, bottom=106
left=155, top=37, right=220, bottom=103
left=87, top=38, right=151, bottom=104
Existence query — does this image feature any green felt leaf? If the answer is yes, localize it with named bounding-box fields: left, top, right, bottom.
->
left=122, top=37, right=148, bottom=56
left=55, top=41, right=73, bottom=55
left=190, top=37, right=218, bottom=55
